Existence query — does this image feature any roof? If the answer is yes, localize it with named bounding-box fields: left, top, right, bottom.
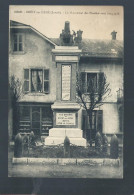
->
left=10, top=20, right=57, bottom=46
left=51, top=38, right=123, bottom=58
left=10, top=20, right=29, bottom=27
left=10, top=20, right=123, bottom=58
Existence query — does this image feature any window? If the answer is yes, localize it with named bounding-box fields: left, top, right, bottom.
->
left=80, top=72, right=104, bottom=93
left=24, top=69, right=50, bottom=94
left=13, top=34, right=23, bottom=52
left=81, top=72, right=97, bottom=93
left=31, top=70, right=43, bottom=92
left=20, top=106, right=30, bottom=121
left=19, top=105, right=53, bottom=135
left=87, top=73, right=97, bottom=92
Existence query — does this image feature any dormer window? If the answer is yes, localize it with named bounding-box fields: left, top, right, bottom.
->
left=13, top=33, right=24, bottom=52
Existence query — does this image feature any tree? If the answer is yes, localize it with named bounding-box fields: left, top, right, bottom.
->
left=9, top=75, right=22, bottom=138
left=76, top=72, right=111, bottom=146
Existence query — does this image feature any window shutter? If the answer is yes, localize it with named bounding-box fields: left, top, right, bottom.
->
left=13, top=34, right=17, bottom=51
left=82, top=110, right=88, bottom=138
left=24, top=69, right=29, bottom=92
left=19, top=34, right=23, bottom=51
left=98, top=72, right=104, bottom=90
left=96, top=110, right=103, bottom=133
left=98, top=72, right=104, bottom=80
left=44, top=69, right=49, bottom=94
left=80, top=72, right=86, bottom=93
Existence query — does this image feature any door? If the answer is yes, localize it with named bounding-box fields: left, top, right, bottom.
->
left=32, top=107, right=41, bottom=135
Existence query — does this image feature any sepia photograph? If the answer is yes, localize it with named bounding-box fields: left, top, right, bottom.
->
left=8, top=5, right=123, bottom=178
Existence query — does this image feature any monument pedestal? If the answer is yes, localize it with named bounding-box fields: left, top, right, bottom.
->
left=45, top=102, right=87, bottom=147
left=45, top=128, right=87, bottom=146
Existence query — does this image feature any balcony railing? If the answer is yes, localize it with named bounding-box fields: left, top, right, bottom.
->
left=116, top=88, right=123, bottom=103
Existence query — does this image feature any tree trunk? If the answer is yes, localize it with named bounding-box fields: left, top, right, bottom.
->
left=88, top=110, right=93, bottom=147
left=13, top=102, right=20, bottom=137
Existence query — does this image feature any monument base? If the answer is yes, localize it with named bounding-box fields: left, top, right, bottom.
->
left=45, top=128, right=87, bottom=147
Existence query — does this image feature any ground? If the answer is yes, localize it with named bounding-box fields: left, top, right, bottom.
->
left=9, top=163, right=123, bottom=178
left=8, top=145, right=123, bottom=178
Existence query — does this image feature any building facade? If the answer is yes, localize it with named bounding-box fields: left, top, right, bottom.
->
left=9, top=20, right=123, bottom=145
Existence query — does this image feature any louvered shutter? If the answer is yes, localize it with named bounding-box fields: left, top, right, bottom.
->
left=24, top=69, right=29, bottom=92
left=96, top=110, right=103, bottom=133
left=82, top=109, right=88, bottom=138
left=44, top=69, right=50, bottom=93
left=80, top=72, right=86, bottom=93
left=98, top=72, right=104, bottom=91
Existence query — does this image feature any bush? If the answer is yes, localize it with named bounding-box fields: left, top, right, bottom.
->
left=64, top=136, right=70, bottom=158
left=29, top=131, right=35, bottom=146
left=14, top=133, right=22, bottom=157
left=23, top=134, right=29, bottom=151
left=110, top=134, right=119, bottom=159
left=23, top=134, right=28, bottom=143
left=95, top=132, right=102, bottom=153
left=102, top=134, right=108, bottom=156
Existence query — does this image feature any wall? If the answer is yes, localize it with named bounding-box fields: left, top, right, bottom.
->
left=101, top=103, right=120, bottom=134
left=9, top=28, right=56, bottom=103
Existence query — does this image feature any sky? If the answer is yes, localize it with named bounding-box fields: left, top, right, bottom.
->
left=9, top=6, right=123, bottom=40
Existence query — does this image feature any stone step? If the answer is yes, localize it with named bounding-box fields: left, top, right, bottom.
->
left=49, top=128, right=83, bottom=138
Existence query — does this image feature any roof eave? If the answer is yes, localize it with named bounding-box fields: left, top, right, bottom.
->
left=10, top=21, right=57, bottom=46
left=80, top=54, right=123, bottom=59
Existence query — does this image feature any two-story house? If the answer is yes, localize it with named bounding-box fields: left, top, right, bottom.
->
left=9, top=20, right=123, bottom=144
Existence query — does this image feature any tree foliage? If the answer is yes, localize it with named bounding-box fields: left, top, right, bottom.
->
left=9, top=75, right=22, bottom=105
left=9, top=75, right=22, bottom=137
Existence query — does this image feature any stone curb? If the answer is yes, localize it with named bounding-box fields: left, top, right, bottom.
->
left=77, top=159, right=104, bottom=166
left=58, top=158, right=76, bottom=165
left=29, top=158, right=57, bottom=165
left=12, top=158, right=120, bottom=166
left=12, top=158, right=28, bottom=164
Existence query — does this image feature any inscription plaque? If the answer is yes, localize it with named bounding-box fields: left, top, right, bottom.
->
left=62, top=65, right=71, bottom=100
left=56, top=113, right=75, bottom=125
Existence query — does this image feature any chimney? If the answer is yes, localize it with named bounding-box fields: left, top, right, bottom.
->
left=74, top=30, right=83, bottom=44
left=111, top=30, right=117, bottom=40
left=64, top=21, right=70, bottom=33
